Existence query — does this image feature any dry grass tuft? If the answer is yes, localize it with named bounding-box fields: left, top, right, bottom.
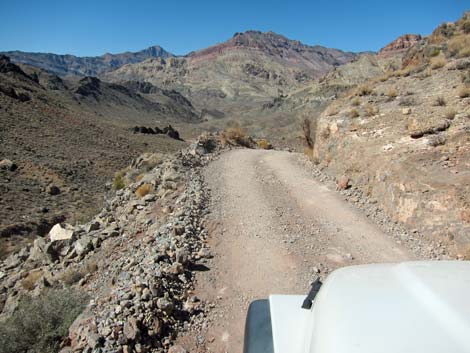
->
left=365, top=104, right=379, bottom=117
left=348, top=108, right=360, bottom=118
left=386, top=88, right=398, bottom=100
left=430, top=56, right=446, bottom=69
left=21, top=270, right=43, bottom=290
left=458, top=85, right=470, bottom=98
left=135, top=183, right=153, bottom=198
left=448, top=34, right=470, bottom=57
left=379, top=72, right=392, bottom=82
left=351, top=97, right=361, bottom=106
left=356, top=85, right=373, bottom=96
left=60, top=268, right=83, bottom=286
left=221, top=125, right=254, bottom=148
left=256, top=139, right=272, bottom=150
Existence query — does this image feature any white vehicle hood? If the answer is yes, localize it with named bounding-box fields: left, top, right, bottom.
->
left=269, top=261, right=470, bottom=353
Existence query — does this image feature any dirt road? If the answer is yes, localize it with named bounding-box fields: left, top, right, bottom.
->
left=193, top=149, right=413, bottom=352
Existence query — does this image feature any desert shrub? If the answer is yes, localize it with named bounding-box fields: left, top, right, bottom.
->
left=458, top=85, right=470, bottom=98
left=365, top=104, right=379, bottom=117
left=430, top=56, right=446, bottom=69
left=113, top=170, right=126, bottom=190
left=379, top=72, right=392, bottom=82
left=256, top=139, right=272, bottom=150
left=221, top=125, right=254, bottom=148
left=348, top=109, right=360, bottom=118
left=428, top=47, right=441, bottom=57
left=356, top=85, right=372, bottom=96
left=59, top=259, right=98, bottom=285
left=462, top=20, right=470, bottom=34
left=434, top=96, right=446, bottom=106
left=0, top=288, right=88, bottom=353
left=386, top=88, right=398, bottom=100
left=351, top=97, right=361, bottom=106
left=301, top=118, right=316, bottom=150
left=59, top=268, right=83, bottom=285
left=135, top=183, right=153, bottom=198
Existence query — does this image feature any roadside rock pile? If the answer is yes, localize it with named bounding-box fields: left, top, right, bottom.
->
left=0, top=133, right=223, bottom=352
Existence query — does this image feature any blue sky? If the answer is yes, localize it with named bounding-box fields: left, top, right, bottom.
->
left=0, top=0, right=468, bottom=56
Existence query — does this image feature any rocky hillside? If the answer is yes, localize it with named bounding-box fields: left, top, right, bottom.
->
left=311, top=13, right=470, bottom=254
left=0, top=134, right=241, bottom=353
left=103, top=31, right=356, bottom=114
left=2, top=45, right=172, bottom=77
left=0, top=55, right=200, bottom=257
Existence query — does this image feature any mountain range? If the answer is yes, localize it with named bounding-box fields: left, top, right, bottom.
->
left=1, top=45, right=172, bottom=77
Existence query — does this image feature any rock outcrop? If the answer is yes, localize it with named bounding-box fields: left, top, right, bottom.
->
left=378, top=34, right=422, bottom=57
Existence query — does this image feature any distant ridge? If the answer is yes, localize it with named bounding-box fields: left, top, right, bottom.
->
left=1, top=45, right=173, bottom=77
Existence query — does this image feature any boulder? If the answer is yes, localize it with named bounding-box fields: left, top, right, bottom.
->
left=157, top=297, right=174, bottom=314
left=74, top=235, right=93, bottom=256
left=47, top=185, right=61, bottom=195
left=175, top=248, right=190, bottom=265
left=337, top=176, right=351, bottom=190
left=0, top=159, right=17, bottom=171
left=85, top=221, right=101, bottom=233
left=49, top=223, right=75, bottom=242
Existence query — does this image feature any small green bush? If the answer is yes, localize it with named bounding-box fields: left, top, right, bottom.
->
left=113, top=171, right=126, bottom=190
left=0, top=288, right=88, bottom=353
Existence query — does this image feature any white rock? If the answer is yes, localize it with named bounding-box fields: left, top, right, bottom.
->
left=49, top=223, right=74, bottom=242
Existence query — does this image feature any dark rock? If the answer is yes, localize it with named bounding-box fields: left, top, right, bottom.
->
left=47, top=185, right=61, bottom=195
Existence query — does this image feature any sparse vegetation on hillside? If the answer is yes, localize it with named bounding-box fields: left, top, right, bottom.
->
left=0, top=289, right=88, bottom=353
